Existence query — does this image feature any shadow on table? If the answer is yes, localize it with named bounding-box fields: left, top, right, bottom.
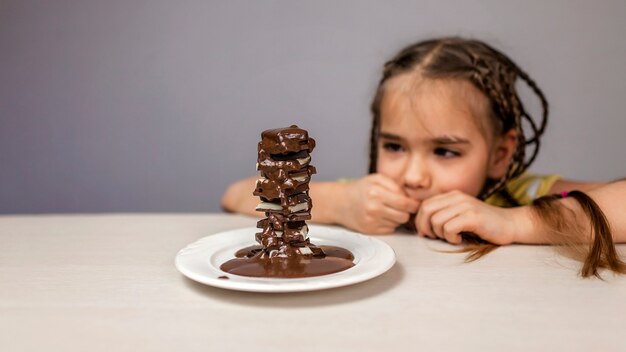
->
left=180, top=262, right=405, bottom=307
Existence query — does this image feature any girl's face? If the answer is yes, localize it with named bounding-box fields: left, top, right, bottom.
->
left=376, top=74, right=506, bottom=202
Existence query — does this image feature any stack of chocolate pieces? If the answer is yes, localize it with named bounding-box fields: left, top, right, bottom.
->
left=219, top=125, right=354, bottom=278
left=254, top=125, right=323, bottom=258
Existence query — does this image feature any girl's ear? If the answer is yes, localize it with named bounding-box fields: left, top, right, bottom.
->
left=487, top=129, right=518, bottom=179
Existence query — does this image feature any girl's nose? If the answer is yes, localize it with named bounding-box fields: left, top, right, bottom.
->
left=403, top=156, right=430, bottom=189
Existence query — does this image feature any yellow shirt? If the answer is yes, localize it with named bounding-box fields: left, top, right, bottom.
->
left=485, top=173, right=561, bottom=207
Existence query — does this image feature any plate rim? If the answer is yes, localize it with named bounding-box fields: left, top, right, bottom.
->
left=175, top=224, right=396, bottom=293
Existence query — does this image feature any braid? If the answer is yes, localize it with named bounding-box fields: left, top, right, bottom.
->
left=463, top=43, right=549, bottom=199
left=467, top=55, right=524, bottom=199
left=368, top=94, right=380, bottom=174
left=515, top=66, right=549, bottom=170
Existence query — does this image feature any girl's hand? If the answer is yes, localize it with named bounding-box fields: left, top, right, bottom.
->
left=414, top=190, right=530, bottom=245
left=337, top=174, right=420, bottom=234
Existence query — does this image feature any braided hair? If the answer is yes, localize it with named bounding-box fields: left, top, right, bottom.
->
left=369, top=37, right=548, bottom=201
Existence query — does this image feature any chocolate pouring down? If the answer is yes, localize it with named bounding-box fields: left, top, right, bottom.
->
left=220, top=125, right=355, bottom=278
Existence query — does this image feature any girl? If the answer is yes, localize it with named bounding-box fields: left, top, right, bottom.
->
left=222, top=37, right=626, bottom=278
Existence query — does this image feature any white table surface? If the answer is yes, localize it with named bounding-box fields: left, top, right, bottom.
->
left=1, top=213, right=625, bottom=352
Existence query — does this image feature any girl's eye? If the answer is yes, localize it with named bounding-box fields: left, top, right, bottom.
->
left=382, top=142, right=404, bottom=152
left=434, top=147, right=461, bottom=158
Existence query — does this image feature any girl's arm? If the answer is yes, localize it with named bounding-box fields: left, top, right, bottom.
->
left=516, top=179, right=626, bottom=243
left=547, top=178, right=604, bottom=194
left=569, top=180, right=626, bottom=242
left=221, top=176, right=263, bottom=218
left=220, top=176, right=349, bottom=223
left=413, top=179, right=626, bottom=244
left=519, top=179, right=626, bottom=277
left=413, top=179, right=626, bottom=277
left=221, top=174, right=419, bottom=234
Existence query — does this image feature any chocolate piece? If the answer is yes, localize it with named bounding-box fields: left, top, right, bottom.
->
left=258, top=126, right=316, bottom=155
left=220, top=125, right=354, bottom=278
left=253, top=166, right=315, bottom=200
left=255, top=193, right=311, bottom=213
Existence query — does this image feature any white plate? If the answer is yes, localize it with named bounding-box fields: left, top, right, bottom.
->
left=175, top=225, right=396, bottom=293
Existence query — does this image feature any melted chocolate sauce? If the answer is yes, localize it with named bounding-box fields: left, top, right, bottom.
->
left=221, top=245, right=354, bottom=278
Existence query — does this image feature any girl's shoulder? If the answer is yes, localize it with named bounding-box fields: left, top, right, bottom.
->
left=486, top=173, right=561, bottom=207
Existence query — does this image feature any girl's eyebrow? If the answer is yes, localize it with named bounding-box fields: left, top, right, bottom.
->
left=379, top=132, right=403, bottom=141
left=432, top=136, right=470, bottom=145
left=379, top=131, right=470, bottom=145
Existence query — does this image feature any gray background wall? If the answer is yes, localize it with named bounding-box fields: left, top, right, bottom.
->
left=1, top=0, right=625, bottom=214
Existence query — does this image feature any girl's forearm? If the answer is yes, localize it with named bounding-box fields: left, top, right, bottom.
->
left=512, top=198, right=589, bottom=245
left=513, top=180, right=626, bottom=244
left=222, top=177, right=347, bottom=224
left=511, top=205, right=551, bottom=244
left=221, top=176, right=262, bottom=217
left=309, top=181, right=347, bottom=225
left=583, top=180, right=626, bottom=242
